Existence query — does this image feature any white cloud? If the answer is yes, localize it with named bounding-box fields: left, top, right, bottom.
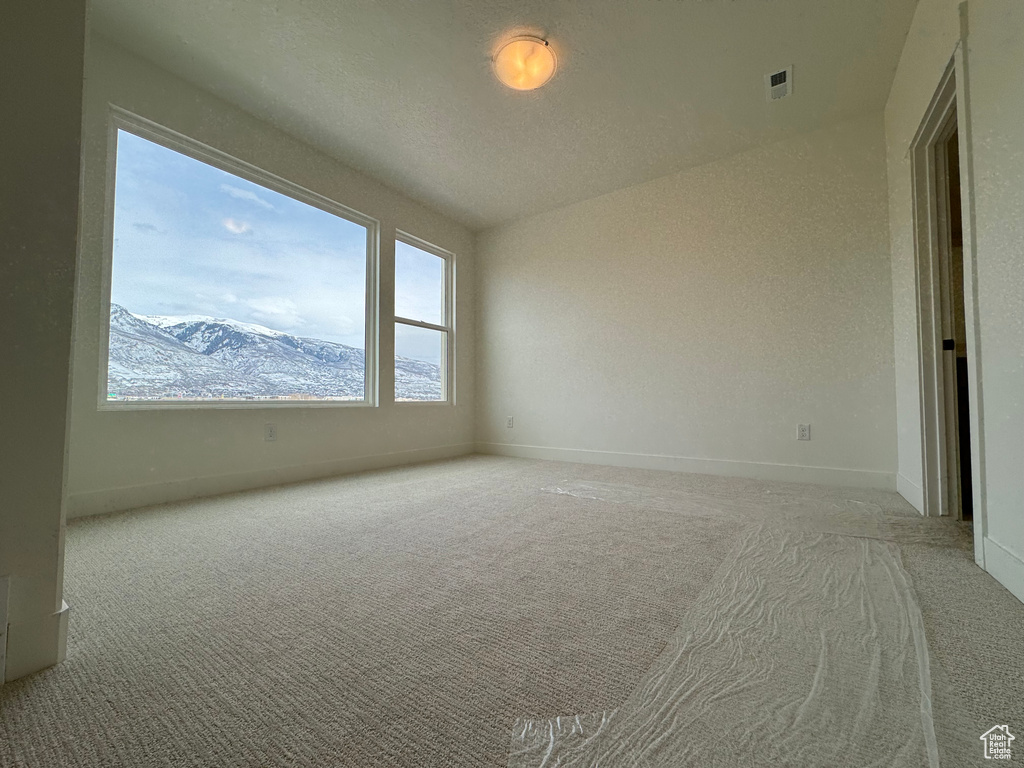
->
left=222, top=218, right=251, bottom=235
left=247, top=296, right=304, bottom=330
left=220, top=184, right=275, bottom=210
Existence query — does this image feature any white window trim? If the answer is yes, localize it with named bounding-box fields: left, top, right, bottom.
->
left=97, top=106, right=381, bottom=410
left=394, top=230, right=455, bottom=405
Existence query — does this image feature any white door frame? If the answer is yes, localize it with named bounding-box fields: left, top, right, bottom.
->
left=909, top=49, right=988, bottom=566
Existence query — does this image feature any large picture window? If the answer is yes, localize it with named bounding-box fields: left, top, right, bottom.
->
left=103, top=112, right=377, bottom=406
left=394, top=235, right=453, bottom=402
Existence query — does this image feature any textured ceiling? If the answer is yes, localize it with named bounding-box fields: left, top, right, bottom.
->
left=90, top=0, right=918, bottom=230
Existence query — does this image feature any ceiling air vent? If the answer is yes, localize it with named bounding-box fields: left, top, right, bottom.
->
left=765, top=66, right=793, bottom=101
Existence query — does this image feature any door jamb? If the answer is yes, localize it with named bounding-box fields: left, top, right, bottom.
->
left=909, top=47, right=987, bottom=566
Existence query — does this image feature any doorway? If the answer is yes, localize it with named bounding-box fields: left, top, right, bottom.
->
left=910, top=58, right=982, bottom=530
left=936, top=123, right=973, bottom=520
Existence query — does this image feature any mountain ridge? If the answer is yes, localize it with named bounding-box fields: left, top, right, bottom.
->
left=108, top=303, right=441, bottom=401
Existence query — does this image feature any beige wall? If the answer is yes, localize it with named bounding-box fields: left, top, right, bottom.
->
left=966, top=1, right=1024, bottom=573
left=885, top=0, right=1024, bottom=601
left=0, top=2, right=85, bottom=680
left=66, top=35, right=476, bottom=517
left=476, top=114, right=898, bottom=489
left=962, top=0, right=1024, bottom=599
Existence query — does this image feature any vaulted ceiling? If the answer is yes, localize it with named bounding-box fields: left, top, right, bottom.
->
left=90, top=0, right=919, bottom=230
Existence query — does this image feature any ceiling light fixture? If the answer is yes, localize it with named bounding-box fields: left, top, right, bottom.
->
left=492, top=36, right=556, bottom=91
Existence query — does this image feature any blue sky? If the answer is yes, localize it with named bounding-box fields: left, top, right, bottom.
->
left=111, top=130, right=445, bottom=364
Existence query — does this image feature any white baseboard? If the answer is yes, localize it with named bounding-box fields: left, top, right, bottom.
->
left=476, top=442, right=896, bottom=490
left=897, top=473, right=925, bottom=514
left=983, top=537, right=1024, bottom=606
left=67, top=442, right=475, bottom=519
left=4, top=601, right=69, bottom=683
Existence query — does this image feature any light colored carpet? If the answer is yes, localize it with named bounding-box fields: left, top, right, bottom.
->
left=0, top=456, right=1020, bottom=766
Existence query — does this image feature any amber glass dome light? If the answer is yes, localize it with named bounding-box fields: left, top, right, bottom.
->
left=492, top=36, right=556, bottom=91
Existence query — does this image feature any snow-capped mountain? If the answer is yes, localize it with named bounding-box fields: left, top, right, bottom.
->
left=107, top=304, right=441, bottom=401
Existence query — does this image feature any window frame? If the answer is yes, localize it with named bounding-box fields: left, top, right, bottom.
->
left=98, top=107, right=380, bottom=410
left=393, top=231, right=455, bottom=405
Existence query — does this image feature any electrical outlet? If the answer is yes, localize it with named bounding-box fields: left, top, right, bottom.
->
left=506, top=416, right=514, bottom=429
left=265, top=423, right=277, bottom=442
left=797, top=424, right=811, bottom=441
